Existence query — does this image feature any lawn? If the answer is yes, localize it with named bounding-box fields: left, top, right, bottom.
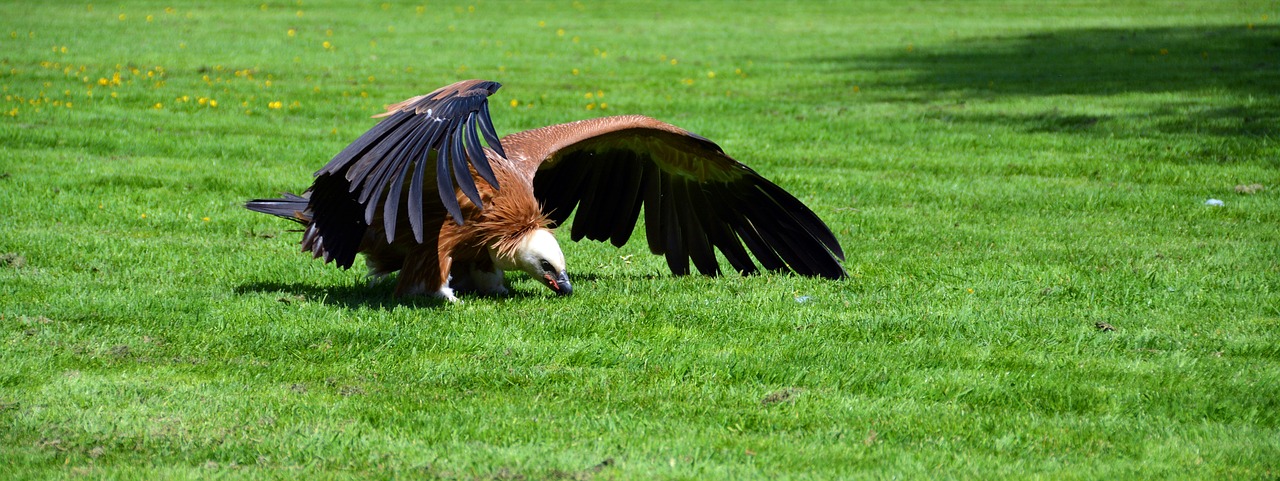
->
left=1, top=1, right=1278, bottom=479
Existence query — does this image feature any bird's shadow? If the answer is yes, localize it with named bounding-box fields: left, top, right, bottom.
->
left=234, top=272, right=624, bottom=310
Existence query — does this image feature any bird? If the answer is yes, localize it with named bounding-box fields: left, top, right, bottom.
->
left=246, top=79, right=845, bottom=301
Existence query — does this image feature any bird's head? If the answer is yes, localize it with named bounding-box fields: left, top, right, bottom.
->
left=494, top=228, right=571, bottom=296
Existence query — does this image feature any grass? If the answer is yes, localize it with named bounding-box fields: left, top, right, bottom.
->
left=1, top=0, right=1278, bottom=479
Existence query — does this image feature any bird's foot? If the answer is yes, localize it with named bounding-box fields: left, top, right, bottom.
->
left=432, top=286, right=461, bottom=303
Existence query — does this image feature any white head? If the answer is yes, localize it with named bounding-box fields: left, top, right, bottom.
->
left=493, top=228, right=571, bottom=296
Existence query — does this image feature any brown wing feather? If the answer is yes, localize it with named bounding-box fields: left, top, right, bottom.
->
left=507, top=115, right=846, bottom=279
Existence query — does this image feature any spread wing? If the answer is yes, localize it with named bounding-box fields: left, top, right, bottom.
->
left=506, top=115, right=846, bottom=279
left=314, top=79, right=505, bottom=240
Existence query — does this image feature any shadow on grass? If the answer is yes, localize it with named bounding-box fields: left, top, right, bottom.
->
left=236, top=280, right=446, bottom=310
left=818, top=25, right=1279, bottom=138
left=235, top=273, right=621, bottom=309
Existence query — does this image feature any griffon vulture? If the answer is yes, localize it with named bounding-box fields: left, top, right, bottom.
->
left=247, top=79, right=845, bottom=301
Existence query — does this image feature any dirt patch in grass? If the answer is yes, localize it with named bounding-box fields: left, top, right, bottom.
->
left=762, top=388, right=803, bottom=406
left=1, top=253, right=26, bottom=268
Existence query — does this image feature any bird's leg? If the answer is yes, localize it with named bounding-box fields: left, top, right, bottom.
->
left=448, top=259, right=508, bottom=297
left=395, top=242, right=458, bottom=302
left=466, top=266, right=508, bottom=296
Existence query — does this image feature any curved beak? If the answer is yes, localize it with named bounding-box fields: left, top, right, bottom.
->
left=545, top=271, right=573, bottom=296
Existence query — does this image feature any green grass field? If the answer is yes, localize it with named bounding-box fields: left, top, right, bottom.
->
left=2, top=1, right=1278, bottom=479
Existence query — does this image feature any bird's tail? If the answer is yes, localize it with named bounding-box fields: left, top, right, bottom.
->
left=245, top=192, right=311, bottom=224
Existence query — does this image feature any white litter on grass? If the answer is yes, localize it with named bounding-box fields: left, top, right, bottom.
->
left=1204, top=198, right=1225, bottom=206
left=794, top=296, right=812, bottom=303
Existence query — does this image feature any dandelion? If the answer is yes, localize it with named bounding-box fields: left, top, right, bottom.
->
left=585, top=103, right=595, bottom=110
left=202, top=216, right=210, bottom=222
left=296, top=10, right=303, bottom=17
left=416, top=5, right=425, bottom=14
left=322, top=40, right=332, bottom=50
left=707, top=71, right=716, bottom=78
left=118, top=13, right=126, bottom=20
left=98, top=78, right=109, bottom=86
left=681, top=78, right=694, bottom=86
left=584, top=92, right=593, bottom=99
left=209, top=99, right=217, bottom=107
left=268, top=101, right=282, bottom=109
left=537, top=20, right=546, bottom=27
left=556, top=28, right=565, bottom=36
left=287, top=28, right=296, bottom=37
left=509, top=99, right=518, bottom=107
left=153, top=102, right=163, bottom=109
left=571, top=68, right=579, bottom=75
left=146, top=15, right=153, bottom=22
left=140, top=213, right=147, bottom=219
left=599, top=102, right=607, bottom=110
left=670, top=58, right=678, bottom=65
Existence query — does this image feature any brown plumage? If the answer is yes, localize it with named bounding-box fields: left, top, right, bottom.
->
left=247, top=79, right=845, bottom=301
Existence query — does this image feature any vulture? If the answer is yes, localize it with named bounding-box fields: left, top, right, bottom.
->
left=246, top=79, right=845, bottom=301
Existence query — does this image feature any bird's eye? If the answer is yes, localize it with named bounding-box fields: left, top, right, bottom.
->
left=540, top=260, right=553, bottom=271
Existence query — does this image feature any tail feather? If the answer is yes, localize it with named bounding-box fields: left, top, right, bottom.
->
left=245, top=192, right=312, bottom=224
